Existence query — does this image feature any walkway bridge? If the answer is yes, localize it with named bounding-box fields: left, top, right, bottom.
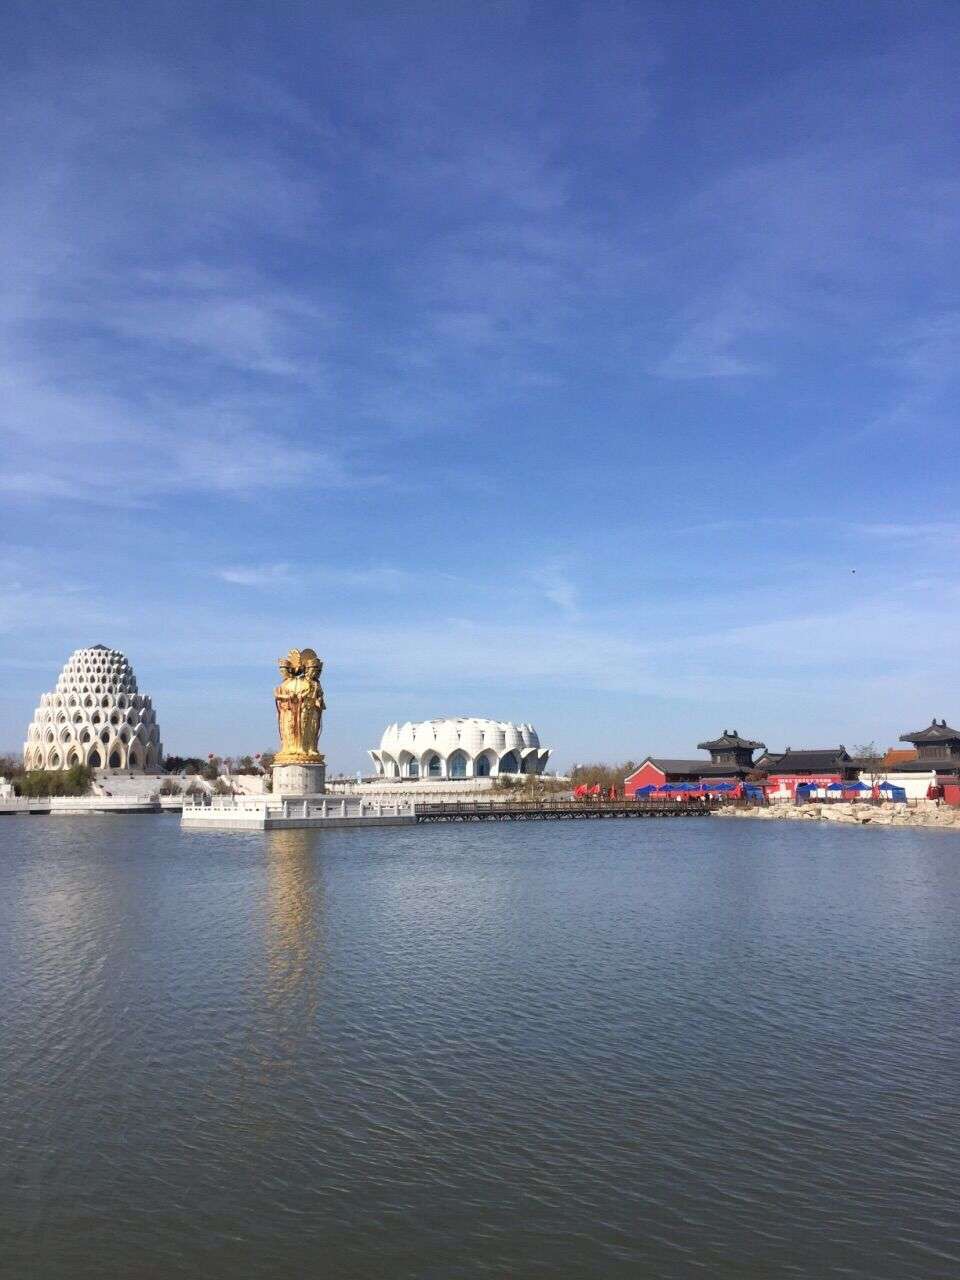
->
left=181, top=794, right=718, bottom=831
left=414, top=799, right=717, bottom=822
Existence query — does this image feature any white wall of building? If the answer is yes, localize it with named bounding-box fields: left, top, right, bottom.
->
left=23, top=645, right=163, bottom=772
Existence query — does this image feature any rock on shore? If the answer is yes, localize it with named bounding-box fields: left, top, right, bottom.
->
left=715, top=802, right=960, bottom=829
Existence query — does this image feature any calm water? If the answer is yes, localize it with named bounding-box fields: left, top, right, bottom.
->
left=1, top=816, right=959, bottom=1279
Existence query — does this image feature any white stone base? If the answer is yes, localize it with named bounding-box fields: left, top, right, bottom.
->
left=181, top=793, right=415, bottom=831
left=272, top=761, right=326, bottom=796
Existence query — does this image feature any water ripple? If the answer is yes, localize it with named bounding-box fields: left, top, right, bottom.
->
left=1, top=816, right=958, bottom=1277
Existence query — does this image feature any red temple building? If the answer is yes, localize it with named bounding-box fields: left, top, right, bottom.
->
left=624, top=730, right=764, bottom=795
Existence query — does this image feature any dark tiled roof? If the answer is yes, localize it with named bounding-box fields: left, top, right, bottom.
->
left=644, top=758, right=705, bottom=774
left=766, top=747, right=852, bottom=773
left=697, top=729, right=765, bottom=751
left=899, top=718, right=960, bottom=744
left=641, top=758, right=754, bottom=777
left=883, top=759, right=960, bottom=774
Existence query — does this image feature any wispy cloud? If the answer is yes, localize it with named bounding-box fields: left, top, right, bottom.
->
left=527, top=561, right=580, bottom=618
left=216, top=562, right=414, bottom=591
left=0, top=63, right=351, bottom=504
left=652, top=43, right=960, bottom=394
left=853, top=521, right=960, bottom=546
left=218, top=563, right=293, bottom=587
left=861, top=311, right=960, bottom=441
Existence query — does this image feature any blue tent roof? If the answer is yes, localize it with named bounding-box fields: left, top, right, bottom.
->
left=634, top=784, right=657, bottom=795
left=878, top=781, right=907, bottom=796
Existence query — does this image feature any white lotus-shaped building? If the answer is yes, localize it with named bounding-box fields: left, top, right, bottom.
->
left=23, top=645, right=163, bottom=772
left=370, top=717, right=551, bottom=780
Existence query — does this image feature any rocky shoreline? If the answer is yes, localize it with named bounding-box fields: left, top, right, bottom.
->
left=715, top=802, right=960, bottom=830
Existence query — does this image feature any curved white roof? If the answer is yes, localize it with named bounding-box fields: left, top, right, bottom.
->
left=370, top=717, right=551, bottom=779
left=378, top=717, right=541, bottom=756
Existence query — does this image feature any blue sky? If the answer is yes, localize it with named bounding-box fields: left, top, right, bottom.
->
left=2, top=1, right=959, bottom=770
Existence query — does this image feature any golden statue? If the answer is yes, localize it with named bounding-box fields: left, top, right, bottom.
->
left=274, top=648, right=326, bottom=765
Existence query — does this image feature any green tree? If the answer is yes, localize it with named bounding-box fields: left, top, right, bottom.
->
left=201, top=755, right=222, bottom=781
left=15, top=765, right=92, bottom=798
left=163, top=756, right=206, bottom=774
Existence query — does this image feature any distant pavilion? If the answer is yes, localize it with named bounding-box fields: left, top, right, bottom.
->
left=896, top=719, right=960, bottom=777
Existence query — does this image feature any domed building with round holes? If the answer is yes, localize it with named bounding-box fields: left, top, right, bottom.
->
left=369, top=718, right=551, bottom=780
left=23, top=645, right=163, bottom=772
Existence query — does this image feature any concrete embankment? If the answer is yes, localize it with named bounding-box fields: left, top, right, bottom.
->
left=715, top=802, right=960, bottom=830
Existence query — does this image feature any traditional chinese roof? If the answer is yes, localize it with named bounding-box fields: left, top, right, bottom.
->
left=644, top=758, right=706, bottom=774
left=884, top=759, right=960, bottom=774
left=899, top=719, right=960, bottom=744
left=765, top=747, right=852, bottom=774
left=636, top=757, right=755, bottom=778
left=697, top=729, right=765, bottom=752
left=881, top=748, right=918, bottom=768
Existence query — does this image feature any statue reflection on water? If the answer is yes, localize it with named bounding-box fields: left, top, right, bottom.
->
left=266, top=830, right=322, bottom=1006
left=257, top=830, right=324, bottom=1081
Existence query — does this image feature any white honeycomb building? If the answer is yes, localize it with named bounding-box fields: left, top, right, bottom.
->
left=370, top=717, right=551, bottom=780
left=23, top=645, right=163, bottom=772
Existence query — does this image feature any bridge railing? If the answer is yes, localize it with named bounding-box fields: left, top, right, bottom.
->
left=413, top=797, right=718, bottom=816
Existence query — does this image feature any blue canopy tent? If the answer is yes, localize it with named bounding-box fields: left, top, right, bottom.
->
left=844, top=780, right=870, bottom=793
left=878, top=781, right=907, bottom=801
left=825, top=782, right=845, bottom=792
left=704, top=781, right=736, bottom=792
left=634, top=784, right=657, bottom=797
left=744, top=783, right=766, bottom=802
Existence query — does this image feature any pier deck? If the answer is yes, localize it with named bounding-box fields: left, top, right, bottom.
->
left=414, top=799, right=716, bottom=822
left=180, top=795, right=717, bottom=831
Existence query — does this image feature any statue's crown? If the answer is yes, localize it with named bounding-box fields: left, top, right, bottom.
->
left=279, top=646, right=321, bottom=676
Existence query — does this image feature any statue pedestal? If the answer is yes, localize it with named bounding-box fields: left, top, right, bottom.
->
left=272, top=761, right=326, bottom=796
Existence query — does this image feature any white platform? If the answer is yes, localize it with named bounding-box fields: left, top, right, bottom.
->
left=181, top=793, right=416, bottom=831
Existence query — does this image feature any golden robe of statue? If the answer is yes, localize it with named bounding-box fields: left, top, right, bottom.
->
left=274, top=648, right=326, bottom=764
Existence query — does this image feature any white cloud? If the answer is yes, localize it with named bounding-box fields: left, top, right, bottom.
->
left=216, top=562, right=414, bottom=591
left=527, top=562, right=580, bottom=618
left=218, top=564, right=292, bottom=587
left=652, top=44, right=960, bottom=386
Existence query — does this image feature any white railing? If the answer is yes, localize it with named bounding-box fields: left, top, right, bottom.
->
left=182, top=794, right=416, bottom=822
left=0, top=794, right=161, bottom=813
